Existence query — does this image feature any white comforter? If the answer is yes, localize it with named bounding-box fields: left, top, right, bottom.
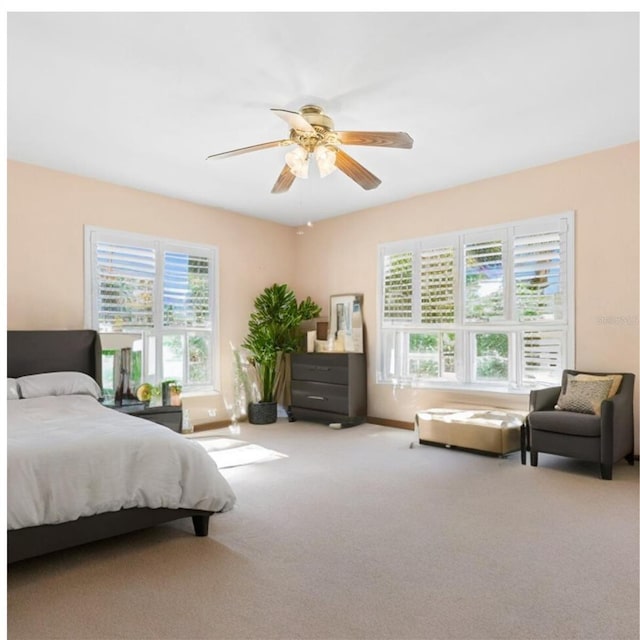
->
left=7, top=395, right=236, bottom=530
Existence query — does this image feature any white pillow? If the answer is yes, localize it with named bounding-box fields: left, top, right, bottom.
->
left=18, top=372, right=102, bottom=400
left=7, top=378, right=20, bottom=400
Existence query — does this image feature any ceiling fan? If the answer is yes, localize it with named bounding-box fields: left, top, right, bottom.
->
left=206, top=104, right=413, bottom=194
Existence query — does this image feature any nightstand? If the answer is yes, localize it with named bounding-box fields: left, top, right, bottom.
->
left=103, top=401, right=183, bottom=432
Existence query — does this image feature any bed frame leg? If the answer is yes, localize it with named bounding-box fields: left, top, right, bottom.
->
left=192, top=515, right=210, bottom=537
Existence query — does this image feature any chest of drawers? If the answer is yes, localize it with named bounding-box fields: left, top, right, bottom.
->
left=290, top=353, right=367, bottom=427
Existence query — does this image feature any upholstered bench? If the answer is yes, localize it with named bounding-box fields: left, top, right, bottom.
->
left=414, top=408, right=528, bottom=457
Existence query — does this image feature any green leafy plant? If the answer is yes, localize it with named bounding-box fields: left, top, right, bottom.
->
left=242, top=283, right=321, bottom=404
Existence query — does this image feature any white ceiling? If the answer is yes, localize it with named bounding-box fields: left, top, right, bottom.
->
left=7, top=12, right=639, bottom=227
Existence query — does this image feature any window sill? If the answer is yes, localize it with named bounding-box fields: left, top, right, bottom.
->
left=376, top=379, right=549, bottom=396
left=180, top=389, right=219, bottom=399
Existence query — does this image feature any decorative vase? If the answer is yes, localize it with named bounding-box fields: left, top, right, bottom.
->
left=248, top=401, right=277, bottom=425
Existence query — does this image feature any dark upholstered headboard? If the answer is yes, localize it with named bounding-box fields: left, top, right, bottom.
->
left=7, top=330, right=102, bottom=387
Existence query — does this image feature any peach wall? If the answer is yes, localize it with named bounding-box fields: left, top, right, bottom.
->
left=292, top=143, right=640, bottom=451
left=7, top=160, right=297, bottom=423
left=7, top=143, right=640, bottom=451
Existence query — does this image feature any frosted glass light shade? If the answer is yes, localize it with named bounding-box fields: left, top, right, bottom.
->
left=285, top=146, right=309, bottom=178
left=315, top=145, right=337, bottom=177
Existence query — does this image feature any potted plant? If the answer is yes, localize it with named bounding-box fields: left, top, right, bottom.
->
left=242, top=283, right=321, bottom=424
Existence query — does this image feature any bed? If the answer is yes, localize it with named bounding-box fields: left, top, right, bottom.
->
left=7, top=329, right=236, bottom=563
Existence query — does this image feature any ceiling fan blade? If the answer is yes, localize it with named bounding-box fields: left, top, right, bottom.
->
left=206, top=139, right=291, bottom=160
left=271, top=165, right=296, bottom=194
left=336, top=131, right=414, bottom=149
left=333, top=148, right=381, bottom=191
left=271, top=108, right=316, bottom=133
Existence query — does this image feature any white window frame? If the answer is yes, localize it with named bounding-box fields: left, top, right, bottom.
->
left=84, top=226, right=220, bottom=394
left=377, top=212, right=575, bottom=393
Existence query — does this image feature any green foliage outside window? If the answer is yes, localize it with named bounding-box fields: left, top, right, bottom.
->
left=408, top=332, right=456, bottom=379
left=475, top=333, right=508, bottom=379
left=409, top=334, right=438, bottom=352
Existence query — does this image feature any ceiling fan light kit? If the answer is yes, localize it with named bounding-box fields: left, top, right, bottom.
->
left=315, top=145, right=337, bottom=177
left=207, top=104, right=413, bottom=194
left=284, top=146, right=310, bottom=178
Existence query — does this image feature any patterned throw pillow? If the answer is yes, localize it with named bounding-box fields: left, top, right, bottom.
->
left=555, top=373, right=622, bottom=415
left=555, top=378, right=613, bottom=414
left=574, top=373, right=623, bottom=398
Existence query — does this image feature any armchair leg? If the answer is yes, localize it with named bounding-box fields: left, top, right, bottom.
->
left=530, top=451, right=538, bottom=467
left=600, top=464, right=612, bottom=480
left=520, top=423, right=527, bottom=465
left=624, top=453, right=635, bottom=466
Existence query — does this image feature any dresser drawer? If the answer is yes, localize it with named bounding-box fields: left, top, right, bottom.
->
left=291, top=354, right=348, bottom=384
left=291, top=381, right=348, bottom=414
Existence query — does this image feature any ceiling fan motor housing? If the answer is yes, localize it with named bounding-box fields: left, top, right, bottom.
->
left=299, top=105, right=334, bottom=131
left=292, top=106, right=338, bottom=153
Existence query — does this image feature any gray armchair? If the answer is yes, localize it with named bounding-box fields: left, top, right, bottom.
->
left=527, top=369, right=635, bottom=480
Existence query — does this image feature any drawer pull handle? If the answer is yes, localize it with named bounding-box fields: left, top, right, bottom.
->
left=313, top=366, right=331, bottom=371
left=307, top=395, right=327, bottom=401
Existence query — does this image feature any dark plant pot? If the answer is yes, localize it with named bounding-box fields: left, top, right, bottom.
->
left=248, top=401, right=278, bottom=425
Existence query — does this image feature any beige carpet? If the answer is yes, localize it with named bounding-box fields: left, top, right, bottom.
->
left=6, top=420, right=639, bottom=640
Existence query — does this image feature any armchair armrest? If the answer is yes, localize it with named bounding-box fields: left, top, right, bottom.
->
left=600, top=374, right=635, bottom=463
left=600, top=388, right=634, bottom=431
left=529, top=386, right=561, bottom=412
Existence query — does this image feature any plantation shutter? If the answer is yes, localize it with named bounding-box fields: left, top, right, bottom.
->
left=378, top=213, right=573, bottom=389
left=464, top=237, right=504, bottom=322
left=419, top=246, right=455, bottom=324
left=95, top=241, right=155, bottom=331
left=382, top=251, right=414, bottom=323
left=163, top=252, right=212, bottom=329
left=513, top=230, right=564, bottom=321
left=522, top=330, right=564, bottom=385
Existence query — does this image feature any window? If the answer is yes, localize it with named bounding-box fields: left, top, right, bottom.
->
left=85, top=227, right=218, bottom=394
left=378, top=212, right=574, bottom=392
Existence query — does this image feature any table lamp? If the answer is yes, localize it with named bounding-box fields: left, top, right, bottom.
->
left=99, top=332, right=142, bottom=406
